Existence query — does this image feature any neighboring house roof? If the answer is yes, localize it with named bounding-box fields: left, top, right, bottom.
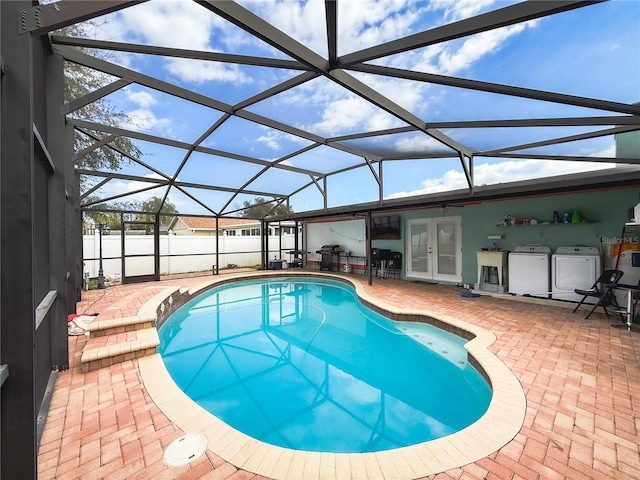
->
left=169, top=216, right=256, bottom=231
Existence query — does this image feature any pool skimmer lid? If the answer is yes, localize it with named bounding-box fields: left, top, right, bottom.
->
left=163, top=433, right=208, bottom=467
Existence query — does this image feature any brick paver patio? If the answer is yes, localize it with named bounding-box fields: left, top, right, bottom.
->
left=38, top=271, right=640, bottom=479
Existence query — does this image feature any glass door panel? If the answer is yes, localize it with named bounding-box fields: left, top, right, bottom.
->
left=406, top=219, right=431, bottom=280
left=436, top=221, right=456, bottom=275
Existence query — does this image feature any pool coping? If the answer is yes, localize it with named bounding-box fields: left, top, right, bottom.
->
left=138, top=271, right=526, bottom=480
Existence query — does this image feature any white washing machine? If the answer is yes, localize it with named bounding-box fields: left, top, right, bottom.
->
left=551, top=246, right=601, bottom=303
left=508, top=245, right=551, bottom=297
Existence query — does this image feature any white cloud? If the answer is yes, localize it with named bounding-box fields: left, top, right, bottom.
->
left=121, top=108, right=171, bottom=133
left=358, top=72, right=427, bottom=112
left=165, top=58, right=252, bottom=85
left=305, top=93, right=400, bottom=136
left=282, top=76, right=404, bottom=136
left=256, top=130, right=282, bottom=150
left=127, top=90, right=157, bottom=108
left=436, top=23, right=528, bottom=75
left=338, top=0, right=423, bottom=53
left=586, top=144, right=616, bottom=158
left=96, top=173, right=193, bottom=212
left=111, top=1, right=220, bottom=50
left=290, top=0, right=536, bottom=135
left=107, top=1, right=252, bottom=84
left=387, top=159, right=614, bottom=199
left=427, top=0, right=497, bottom=22
left=104, top=0, right=537, bottom=141
left=99, top=173, right=167, bottom=202
left=394, top=133, right=451, bottom=152
left=241, top=0, right=328, bottom=54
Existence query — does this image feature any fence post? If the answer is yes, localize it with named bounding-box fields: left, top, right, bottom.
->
left=167, top=232, right=172, bottom=275
left=94, top=230, right=99, bottom=277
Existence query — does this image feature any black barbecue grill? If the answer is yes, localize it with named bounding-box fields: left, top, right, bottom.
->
left=316, top=244, right=341, bottom=271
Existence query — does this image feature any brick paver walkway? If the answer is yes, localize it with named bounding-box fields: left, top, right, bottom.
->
left=38, top=272, right=640, bottom=479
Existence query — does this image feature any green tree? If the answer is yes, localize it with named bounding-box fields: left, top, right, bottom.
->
left=139, top=196, right=178, bottom=233
left=83, top=197, right=143, bottom=230
left=60, top=21, right=142, bottom=192
left=241, top=197, right=294, bottom=219
left=83, top=210, right=119, bottom=231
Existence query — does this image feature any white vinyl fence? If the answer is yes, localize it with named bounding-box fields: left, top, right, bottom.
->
left=83, top=234, right=301, bottom=278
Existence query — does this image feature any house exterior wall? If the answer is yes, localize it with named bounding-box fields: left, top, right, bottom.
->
left=454, top=187, right=639, bottom=286
left=308, top=186, right=640, bottom=287
left=170, top=217, right=197, bottom=235
left=616, top=129, right=640, bottom=159
left=183, top=229, right=216, bottom=236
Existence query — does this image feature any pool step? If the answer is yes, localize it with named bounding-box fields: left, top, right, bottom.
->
left=79, top=286, right=183, bottom=372
left=80, top=323, right=160, bottom=373
left=87, top=314, right=155, bottom=337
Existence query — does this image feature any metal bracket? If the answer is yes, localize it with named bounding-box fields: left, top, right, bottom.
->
left=35, top=290, right=58, bottom=331
left=34, top=124, right=56, bottom=175
left=18, top=6, right=42, bottom=35
left=19, top=2, right=145, bottom=36
left=0, top=364, right=8, bottom=388
left=459, top=153, right=474, bottom=195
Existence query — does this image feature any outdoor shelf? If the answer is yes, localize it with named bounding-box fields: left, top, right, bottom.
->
left=498, top=221, right=597, bottom=227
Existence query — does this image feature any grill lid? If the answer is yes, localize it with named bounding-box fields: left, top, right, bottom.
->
left=319, top=244, right=340, bottom=252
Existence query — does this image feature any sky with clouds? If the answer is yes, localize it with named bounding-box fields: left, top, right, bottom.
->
left=72, top=0, right=640, bottom=215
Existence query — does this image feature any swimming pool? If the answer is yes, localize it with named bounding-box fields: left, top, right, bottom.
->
left=158, top=277, right=492, bottom=453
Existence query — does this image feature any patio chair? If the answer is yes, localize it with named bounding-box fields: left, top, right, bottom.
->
left=387, top=252, right=402, bottom=279
left=572, top=269, right=624, bottom=320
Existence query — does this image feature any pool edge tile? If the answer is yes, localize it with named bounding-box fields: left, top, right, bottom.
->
left=269, top=447, right=295, bottom=480
left=318, top=452, right=336, bottom=480
left=348, top=452, right=369, bottom=480
left=301, top=451, right=322, bottom=480
left=254, top=446, right=285, bottom=479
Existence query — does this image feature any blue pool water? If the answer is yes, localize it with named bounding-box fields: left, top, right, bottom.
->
left=158, top=277, right=492, bottom=453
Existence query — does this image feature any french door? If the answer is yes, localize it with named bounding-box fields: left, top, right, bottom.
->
left=405, top=216, right=462, bottom=283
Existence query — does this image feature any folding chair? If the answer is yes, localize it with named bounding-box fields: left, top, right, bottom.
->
left=572, top=269, right=624, bottom=320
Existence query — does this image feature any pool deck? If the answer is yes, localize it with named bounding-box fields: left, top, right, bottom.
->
left=38, top=271, right=640, bottom=479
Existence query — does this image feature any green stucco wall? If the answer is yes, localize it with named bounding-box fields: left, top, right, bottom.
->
left=371, top=186, right=640, bottom=285
left=617, top=130, right=640, bottom=158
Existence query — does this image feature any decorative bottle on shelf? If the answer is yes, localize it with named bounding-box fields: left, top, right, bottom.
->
left=553, top=211, right=560, bottom=224
left=572, top=210, right=581, bottom=223
left=634, top=193, right=640, bottom=222
left=562, top=212, right=570, bottom=223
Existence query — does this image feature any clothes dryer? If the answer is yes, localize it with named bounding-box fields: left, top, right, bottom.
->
left=508, top=245, right=551, bottom=297
left=551, top=246, right=601, bottom=302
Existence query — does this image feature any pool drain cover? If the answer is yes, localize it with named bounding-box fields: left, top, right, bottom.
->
left=163, top=433, right=208, bottom=467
